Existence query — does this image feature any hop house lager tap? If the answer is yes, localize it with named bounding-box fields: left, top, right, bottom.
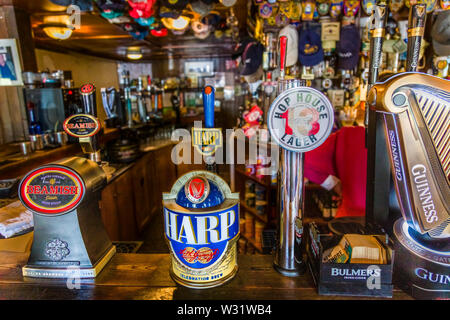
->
left=269, top=36, right=334, bottom=276
left=163, top=86, right=239, bottom=289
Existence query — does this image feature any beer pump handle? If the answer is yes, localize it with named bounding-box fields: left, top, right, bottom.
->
left=406, top=3, right=426, bottom=72
left=203, top=85, right=215, bottom=129
left=80, top=83, right=97, bottom=116
left=202, top=86, right=217, bottom=173
left=364, top=3, right=388, bottom=140
left=279, top=36, right=288, bottom=80
left=367, top=4, right=388, bottom=88
left=79, top=83, right=101, bottom=163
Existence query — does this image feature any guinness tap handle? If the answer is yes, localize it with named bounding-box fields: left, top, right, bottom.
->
left=406, top=4, right=427, bottom=72
left=279, top=36, right=288, bottom=80
left=367, top=4, right=388, bottom=87
left=203, top=85, right=215, bottom=129
left=365, top=3, right=388, bottom=143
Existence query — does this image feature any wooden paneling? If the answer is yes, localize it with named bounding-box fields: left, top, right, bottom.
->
left=99, top=182, right=120, bottom=240
left=100, top=144, right=178, bottom=240
left=131, top=155, right=151, bottom=233
left=152, top=144, right=177, bottom=199
left=0, top=5, right=35, bottom=144
left=114, top=171, right=139, bottom=240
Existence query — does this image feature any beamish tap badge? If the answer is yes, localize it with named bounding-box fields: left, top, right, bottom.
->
left=268, top=87, right=334, bottom=153
left=192, top=127, right=223, bottom=156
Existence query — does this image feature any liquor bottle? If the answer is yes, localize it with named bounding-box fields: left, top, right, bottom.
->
left=26, top=101, right=42, bottom=135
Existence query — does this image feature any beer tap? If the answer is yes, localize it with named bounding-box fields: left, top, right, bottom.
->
left=145, top=75, right=153, bottom=119
left=20, top=83, right=117, bottom=279
left=202, top=85, right=217, bottom=173
left=122, top=71, right=133, bottom=127
left=406, top=3, right=427, bottom=72
left=136, top=77, right=148, bottom=123
left=270, top=36, right=334, bottom=276
left=78, top=83, right=102, bottom=164
left=364, top=2, right=392, bottom=227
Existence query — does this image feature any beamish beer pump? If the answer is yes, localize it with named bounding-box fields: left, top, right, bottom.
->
left=162, top=86, right=240, bottom=289
left=269, top=36, right=334, bottom=276
left=368, top=3, right=449, bottom=299
left=18, top=83, right=115, bottom=278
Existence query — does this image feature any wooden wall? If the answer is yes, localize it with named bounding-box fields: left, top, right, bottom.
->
left=35, top=49, right=120, bottom=122
left=0, top=5, right=35, bottom=144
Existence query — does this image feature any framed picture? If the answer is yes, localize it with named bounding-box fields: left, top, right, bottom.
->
left=184, top=61, right=214, bottom=77
left=0, top=39, right=23, bottom=86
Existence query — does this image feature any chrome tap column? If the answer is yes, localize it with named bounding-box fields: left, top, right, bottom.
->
left=269, top=36, right=334, bottom=276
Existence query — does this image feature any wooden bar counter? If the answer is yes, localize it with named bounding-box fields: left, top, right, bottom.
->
left=0, top=252, right=412, bottom=300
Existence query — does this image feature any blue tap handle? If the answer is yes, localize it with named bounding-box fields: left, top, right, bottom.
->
left=203, top=86, right=215, bottom=128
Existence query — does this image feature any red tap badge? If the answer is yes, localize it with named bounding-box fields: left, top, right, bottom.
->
left=185, top=176, right=210, bottom=204
left=19, top=166, right=85, bottom=215
left=63, top=114, right=101, bottom=138
left=80, top=83, right=95, bottom=95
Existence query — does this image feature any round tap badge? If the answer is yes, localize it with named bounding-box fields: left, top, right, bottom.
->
left=80, top=83, right=95, bottom=95
left=19, top=165, right=85, bottom=215
left=63, top=114, right=101, bottom=138
left=185, top=176, right=210, bottom=203
left=268, top=87, right=334, bottom=153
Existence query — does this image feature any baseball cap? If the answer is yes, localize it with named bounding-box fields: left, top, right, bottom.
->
left=241, top=41, right=264, bottom=76
left=192, top=19, right=211, bottom=39
left=298, top=27, right=324, bottom=66
left=128, top=0, right=155, bottom=19
left=96, top=0, right=126, bottom=19
left=159, top=6, right=182, bottom=19
left=431, top=10, right=450, bottom=57
left=220, top=0, right=237, bottom=7
left=161, top=0, right=188, bottom=10
left=336, top=24, right=360, bottom=70
left=244, top=65, right=263, bottom=84
left=191, top=0, right=213, bottom=16
left=151, top=28, right=168, bottom=37
left=100, top=10, right=123, bottom=19
left=279, top=25, right=299, bottom=67
left=135, top=17, right=155, bottom=27
left=201, top=0, right=218, bottom=4
left=96, top=0, right=126, bottom=12
left=130, top=29, right=149, bottom=40
left=232, top=36, right=254, bottom=59
left=201, top=12, right=221, bottom=26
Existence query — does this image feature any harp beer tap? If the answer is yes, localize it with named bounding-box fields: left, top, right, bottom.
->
left=162, top=85, right=239, bottom=289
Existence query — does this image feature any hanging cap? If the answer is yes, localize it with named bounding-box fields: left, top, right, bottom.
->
left=298, top=27, right=324, bottom=66
left=241, top=41, right=264, bottom=76
left=279, top=24, right=298, bottom=67
left=431, top=10, right=450, bottom=56
left=336, top=24, right=361, bottom=70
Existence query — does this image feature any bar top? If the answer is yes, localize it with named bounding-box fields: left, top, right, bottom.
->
left=0, top=252, right=412, bottom=300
